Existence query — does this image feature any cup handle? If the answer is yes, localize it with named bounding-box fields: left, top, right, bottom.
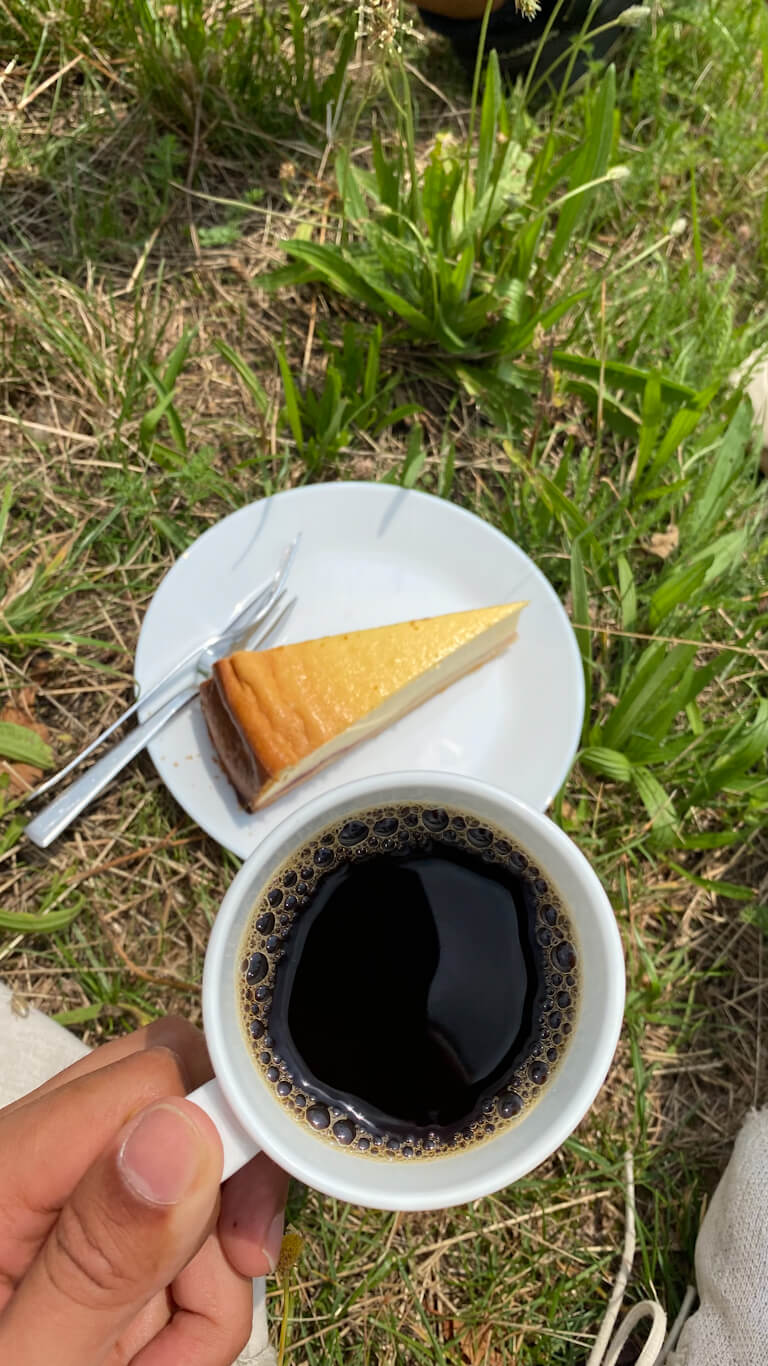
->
left=187, top=1078, right=261, bottom=1180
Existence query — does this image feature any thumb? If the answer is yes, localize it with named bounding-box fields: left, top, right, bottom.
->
left=0, top=1098, right=223, bottom=1366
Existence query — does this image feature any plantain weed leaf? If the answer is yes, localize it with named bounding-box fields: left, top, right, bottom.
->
left=371, top=129, right=401, bottom=213
left=52, top=1003, right=105, bottom=1026
left=676, top=829, right=747, bottom=851
left=602, top=642, right=698, bottom=751
left=551, top=352, right=698, bottom=404
left=0, top=721, right=53, bottom=769
left=639, top=388, right=717, bottom=489
left=683, top=527, right=750, bottom=586
left=679, top=401, right=754, bottom=544
left=450, top=244, right=475, bottom=304
left=504, top=446, right=605, bottom=562
left=400, top=424, right=426, bottom=488
left=632, top=653, right=732, bottom=763
left=282, top=241, right=382, bottom=310
left=687, top=699, right=768, bottom=807
left=545, top=65, right=615, bottom=280
left=372, top=403, right=422, bottom=435
left=563, top=380, right=639, bottom=440
left=477, top=49, right=502, bottom=197
left=150, top=515, right=187, bottom=551
left=505, top=288, right=591, bottom=354
left=335, top=148, right=369, bottom=222
left=633, top=766, right=677, bottom=846
left=616, top=554, right=637, bottom=630
left=634, top=376, right=664, bottom=483
left=423, top=143, right=462, bottom=247
left=257, top=262, right=317, bottom=292
left=648, top=557, right=711, bottom=629
left=0, top=893, right=86, bottom=933
left=580, top=746, right=634, bottom=781
left=627, top=731, right=705, bottom=765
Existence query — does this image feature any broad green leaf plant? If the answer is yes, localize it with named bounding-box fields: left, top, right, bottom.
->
left=260, top=58, right=625, bottom=431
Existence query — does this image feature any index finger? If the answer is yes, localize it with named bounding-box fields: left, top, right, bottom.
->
left=1, top=1016, right=212, bottom=1121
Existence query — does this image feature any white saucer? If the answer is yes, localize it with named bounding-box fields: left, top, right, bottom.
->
left=134, top=483, right=583, bottom=858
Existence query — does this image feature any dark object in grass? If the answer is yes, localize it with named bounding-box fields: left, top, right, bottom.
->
left=419, top=0, right=637, bottom=96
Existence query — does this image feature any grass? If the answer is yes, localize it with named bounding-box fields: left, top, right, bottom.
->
left=1, top=0, right=767, bottom=1359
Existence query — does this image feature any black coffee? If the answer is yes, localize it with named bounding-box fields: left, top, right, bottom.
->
left=238, top=804, right=578, bottom=1159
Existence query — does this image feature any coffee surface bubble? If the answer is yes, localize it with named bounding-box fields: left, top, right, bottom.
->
left=238, top=803, right=579, bottom=1162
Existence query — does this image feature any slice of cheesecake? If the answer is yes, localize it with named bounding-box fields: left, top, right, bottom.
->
left=200, top=603, right=525, bottom=810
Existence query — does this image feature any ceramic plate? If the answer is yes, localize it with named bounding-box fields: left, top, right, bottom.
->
left=134, top=483, right=583, bottom=857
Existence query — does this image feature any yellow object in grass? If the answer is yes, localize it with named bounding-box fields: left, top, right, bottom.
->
left=276, top=1229, right=304, bottom=1285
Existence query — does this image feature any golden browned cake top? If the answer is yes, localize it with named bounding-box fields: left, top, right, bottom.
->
left=214, top=604, right=522, bottom=780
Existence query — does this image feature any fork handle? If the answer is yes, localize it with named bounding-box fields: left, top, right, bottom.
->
left=25, top=687, right=198, bottom=849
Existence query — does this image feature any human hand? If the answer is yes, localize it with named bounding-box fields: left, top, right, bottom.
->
left=0, top=1016, right=289, bottom=1366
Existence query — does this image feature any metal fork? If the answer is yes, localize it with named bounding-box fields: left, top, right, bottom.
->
left=25, top=581, right=297, bottom=850
left=28, top=537, right=299, bottom=804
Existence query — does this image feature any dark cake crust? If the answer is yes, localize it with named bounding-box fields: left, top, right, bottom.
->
left=200, top=672, right=265, bottom=811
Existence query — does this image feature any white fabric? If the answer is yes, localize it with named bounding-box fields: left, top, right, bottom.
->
left=731, top=350, right=768, bottom=471
left=668, top=1107, right=768, bottom=1366
left=0, top=983, right=276, bottom=1366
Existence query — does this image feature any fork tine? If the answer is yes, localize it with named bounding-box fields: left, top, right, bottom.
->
left=241, top=593, right=296, bottom=652
left=224, top=536, right=300, bottom=633
left=197, top=593, right=296, bottom=676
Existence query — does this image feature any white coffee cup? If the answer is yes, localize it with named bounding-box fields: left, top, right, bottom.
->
left=189, top=772, right=624, bottom=1212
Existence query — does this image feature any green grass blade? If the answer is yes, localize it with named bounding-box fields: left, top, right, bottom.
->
left=276, top=346, right=304, bottom=454
left=400, top=424, right=426, bottom=488
left=504, top=443, right=605, bottom=562
left=214, top=340, right=269, bottom=414
left=51, top=1003, right=105, bottom=1026
left=570, top=541, right=592, bottom=737
left=666, top=862, right=757, bottom=903
left=138, top=385, right=181, bottom=454
left=363, top=326, right=381, bottom=404
left=162, top=325, right=197, bottom=390
left=545, top=65, right=615, bottom=280
left=0, top=485, right=13, bottom=553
